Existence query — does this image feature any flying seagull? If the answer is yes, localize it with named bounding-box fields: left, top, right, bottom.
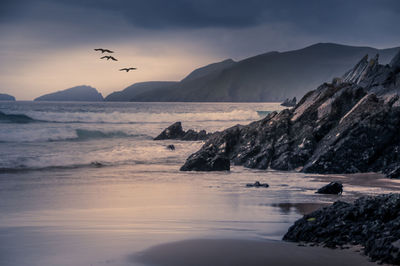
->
left=100, top=56, right=118, bottom=61
left=119, top=67, right=137, bottom=72
left=94, top=48, right=114, bottom=53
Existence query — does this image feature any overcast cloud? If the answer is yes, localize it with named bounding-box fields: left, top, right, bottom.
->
left=1, top=0, right=399, bottom=99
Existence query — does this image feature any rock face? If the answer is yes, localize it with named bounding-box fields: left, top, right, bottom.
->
left=281, top=97, right=296, bottom=107
left=180, top=51, right=400, bottom=178
left=0, top=93, right=15, bottom=101
left=34, top=85, right=103, bottom=102
left=283, top=194, right=400, bottom=265
left=316, top=182, right=343, bottom=195
left=180, top=153, right=230, bottom=171
left=154, top=122, right=212, bottom=141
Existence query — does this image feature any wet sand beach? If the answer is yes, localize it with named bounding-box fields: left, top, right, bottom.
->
left=134, top=239, right=379, bottom=266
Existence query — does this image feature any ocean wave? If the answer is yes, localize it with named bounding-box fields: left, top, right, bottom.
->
left=68, top=129, right=148, bottom=141
left=3, top=110, right=263, bottom=124
left=0, top=128, right=151, bottom=143
left=0, top=158, right=181, bottom=173
left=0, top=111, right=37, bottom=123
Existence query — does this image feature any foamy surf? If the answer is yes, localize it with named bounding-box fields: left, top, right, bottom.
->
left=2, top=109, right=263, bottom=124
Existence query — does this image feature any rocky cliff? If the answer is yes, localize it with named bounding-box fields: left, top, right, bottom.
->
left=180, top=51, right=400, bottom=178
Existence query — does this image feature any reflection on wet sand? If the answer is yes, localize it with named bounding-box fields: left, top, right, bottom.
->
left=270, top=202, right=330, bottom=215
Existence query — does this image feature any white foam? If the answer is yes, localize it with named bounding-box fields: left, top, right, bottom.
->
left=17, top=110, right=262, bottom=124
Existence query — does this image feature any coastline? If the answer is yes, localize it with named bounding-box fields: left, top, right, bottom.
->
left=133, top=238, right=380, bottom=266
left=133, top=172, right=400, bottom=266
left=308, top=172, right=400, bottom=191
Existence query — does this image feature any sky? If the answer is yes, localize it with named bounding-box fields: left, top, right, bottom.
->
left=1, top=0, right=400, bottom=100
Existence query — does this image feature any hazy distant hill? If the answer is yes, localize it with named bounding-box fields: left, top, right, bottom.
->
left=0, top=93, right=15, bottom=101
left=105, top=82, right=178, bottom=102
left=35, top=85, right=103, bottom=102
left=104, top=59, right=236, bottom=102
left=181, top=59, right=236, bottom=82
left=126, top=43, right=399, bottom=102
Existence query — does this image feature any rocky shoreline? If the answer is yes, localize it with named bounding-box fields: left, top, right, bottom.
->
left=283, top=193, right=400, bottom=265
left=154, top=121, right=212, bottom=141
left=178, top=51, right=400, bottom=178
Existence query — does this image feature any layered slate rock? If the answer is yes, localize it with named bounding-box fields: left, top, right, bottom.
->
left=283, top=194, right=400, bottom=265
left=180, top=51, right=400, bottom=177
left=154, top=122, right=212, bottom=141
left=316, top=182, right=343, bottom=195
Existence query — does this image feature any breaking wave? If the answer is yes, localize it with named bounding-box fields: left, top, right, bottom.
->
left=0, top=111, right=37, bottom=123
left=0, top=128, right=150, bottom=143
left=2, top=110, right=263, bottom=124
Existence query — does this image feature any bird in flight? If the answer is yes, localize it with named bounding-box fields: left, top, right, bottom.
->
left=119, top=67, right=137, bottom=72
left=100, top=56, right=118, bottom=61
left=94, top=48, right=114, bottom=53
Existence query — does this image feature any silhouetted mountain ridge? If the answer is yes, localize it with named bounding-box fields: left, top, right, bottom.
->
left=105, top=82, right=178, bottom=102
left=119, top=43, right=399, bottom=102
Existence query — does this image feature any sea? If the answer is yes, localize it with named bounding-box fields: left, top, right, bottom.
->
left=0, top=101, right=396, bottom=266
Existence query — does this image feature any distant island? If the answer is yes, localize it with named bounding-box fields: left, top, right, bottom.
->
left=0, top=93, right=16, bottom=101
left=105, top=43, right=400, bottom=102
left=35, top=85, right=103, bottom=102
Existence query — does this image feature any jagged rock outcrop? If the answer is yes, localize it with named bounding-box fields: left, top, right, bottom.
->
left=281, top=97, right=297, bottom=107
left=316, top=182, right=343, bottom=195
left=180, top=51, right=400, bottom=178
left=283, top=194, right=400, bottom=265
left=154, top=122, right=212, bottom=141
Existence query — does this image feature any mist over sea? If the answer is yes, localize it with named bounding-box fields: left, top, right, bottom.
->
left=0, top=101, right=396, bottom=266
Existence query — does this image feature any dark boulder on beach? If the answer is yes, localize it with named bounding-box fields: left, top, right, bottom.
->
left=316, top=182, right=343, bottom=195
left=246, top=181, right=269, bottom=188
left=154, top=122, right=212, bottom=141
left=180, top=50, right=400, bottom=178
left=283, top=194, right=400, bottom=265
left=166, top=144, right=175, bottom=150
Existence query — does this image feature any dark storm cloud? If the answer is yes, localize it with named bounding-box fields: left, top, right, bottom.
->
left=2, top=0, right=400, bottom=32
left=1, top=0, right=400, bottom=55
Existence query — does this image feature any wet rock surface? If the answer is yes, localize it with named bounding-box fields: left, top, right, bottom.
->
left=246, top=181, right=269, bottom=188
left=154, top=122, right=212, bottom=141
left=283, top=194, right=400, bottom=265
left=316, top=182, right=343, bottom=195
left=166, top=144, right=175, bottom=150
left=180, top=51, right=400, bottom=178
